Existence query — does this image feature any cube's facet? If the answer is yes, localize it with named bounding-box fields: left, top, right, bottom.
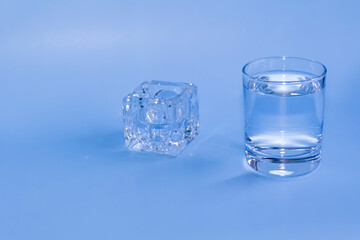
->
left=123, top=81, right=199, bottom=156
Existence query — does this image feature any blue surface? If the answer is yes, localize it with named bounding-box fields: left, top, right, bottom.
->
left=1, top=0, right=360, bottom=239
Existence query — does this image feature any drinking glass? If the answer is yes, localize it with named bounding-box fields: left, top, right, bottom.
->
left=243, top=57, right=327, bottom=177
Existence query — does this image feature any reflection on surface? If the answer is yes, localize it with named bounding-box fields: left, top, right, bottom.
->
left=269, top=170, right=294, bottom=177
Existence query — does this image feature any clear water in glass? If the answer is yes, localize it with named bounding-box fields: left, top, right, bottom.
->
left=244, top=70, right=325, bottom=177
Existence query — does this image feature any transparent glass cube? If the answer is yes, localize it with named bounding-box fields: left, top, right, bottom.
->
left=123, top=80, right=199, bottom=156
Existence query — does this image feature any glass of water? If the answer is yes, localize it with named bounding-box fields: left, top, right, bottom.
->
left=243, top=57, right=327, bottom=177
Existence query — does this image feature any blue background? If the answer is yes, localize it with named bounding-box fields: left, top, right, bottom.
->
left=1, top=0, right=360, bottom=239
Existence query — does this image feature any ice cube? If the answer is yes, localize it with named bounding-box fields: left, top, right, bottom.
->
left=123, top=80, right=199, bottom=156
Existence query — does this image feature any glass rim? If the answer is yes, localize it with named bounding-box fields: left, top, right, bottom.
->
left=242, top=56, right=327, bottom=84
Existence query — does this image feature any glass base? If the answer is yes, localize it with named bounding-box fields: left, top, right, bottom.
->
left=245, top=149, right=321, bottom=177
